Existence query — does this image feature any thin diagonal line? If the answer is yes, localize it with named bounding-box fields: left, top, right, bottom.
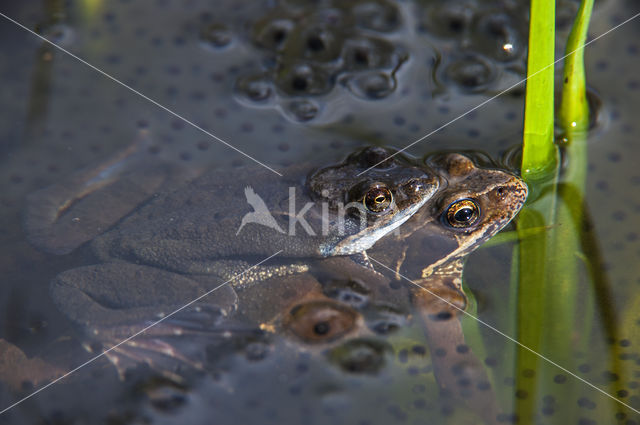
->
left=0, top=12, right=283, bottom=177
left=0, top=250, right=283, bottom=416
left=369, top=256, right=640, bottom=415
left=357, top=11, right=640, bottom=176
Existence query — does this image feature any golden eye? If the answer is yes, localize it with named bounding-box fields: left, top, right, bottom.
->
left=363, top=184, right=393, bottom=213
left=445, top=199, right=480, bottom=228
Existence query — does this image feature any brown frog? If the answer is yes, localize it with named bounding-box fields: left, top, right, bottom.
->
left=24, top=140, right=438, bottom=335
left=369, top=151, right=527, bottom=423
left=19, top=140, right=443, bottom=384
left=9, top=150, right=526, bottom=422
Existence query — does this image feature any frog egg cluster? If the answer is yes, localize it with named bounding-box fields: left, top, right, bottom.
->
left=209, top=0, right=407, bottom=122
left=417, top=0, right=528, bottom=93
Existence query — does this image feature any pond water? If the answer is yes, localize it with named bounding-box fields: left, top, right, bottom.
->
left=0, top=0, right=639, bottom=424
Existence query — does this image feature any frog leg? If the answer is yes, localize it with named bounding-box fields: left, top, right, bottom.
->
left=50, top=263, right=240, bottom=378
left=411, top=260, right=501, bottom=424
left=26, top=132, right=199, bottom=255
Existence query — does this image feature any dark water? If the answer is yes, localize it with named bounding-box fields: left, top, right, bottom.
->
left=1, top=0, right=639, bottom=424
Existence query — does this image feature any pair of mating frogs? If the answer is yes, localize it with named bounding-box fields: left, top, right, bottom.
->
left=23, top=140, right=527, bottom=417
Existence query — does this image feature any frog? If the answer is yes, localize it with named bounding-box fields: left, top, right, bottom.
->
left=96, top=151, right=526, bottom=390
left=368, top=151, right=528, bottom=423
left=25, top=140, right=439, bottom=346
left=17, top=149, right=525, bottom=420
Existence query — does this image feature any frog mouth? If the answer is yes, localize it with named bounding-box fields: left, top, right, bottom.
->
left=319, top=195, right=431, bottom=256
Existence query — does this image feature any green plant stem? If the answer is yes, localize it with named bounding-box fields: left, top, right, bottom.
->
left=515, top=0, right=598, bottom=420
left=521, top=0, right=557, bottom=179
left=560, top=0, right=594, bottom=131
left=516, top=0, right=557, bottom=418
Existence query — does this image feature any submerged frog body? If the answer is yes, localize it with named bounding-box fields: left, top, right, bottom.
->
left=25, top=142, right=437, bottom=332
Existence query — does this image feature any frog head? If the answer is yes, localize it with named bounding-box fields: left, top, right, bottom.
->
left=372, top=151, right=527, bottom=284
left=307, top=146, right=440, bottom=256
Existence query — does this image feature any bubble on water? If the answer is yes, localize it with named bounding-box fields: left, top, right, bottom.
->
left=471, top=11, right=524, bottom=62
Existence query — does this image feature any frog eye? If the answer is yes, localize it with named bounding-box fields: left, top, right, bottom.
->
left=363, top=184, right=393, bottom=213
left=445, top=199, right=480, bottom=228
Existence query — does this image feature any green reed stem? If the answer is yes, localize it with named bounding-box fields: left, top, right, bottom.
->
left=515, top=0, right=596, bottom=421
left=560, top=0, right=594, bottom=131
left=521, top=0, right=557, bottom=179
left=515, top=1, right=557, bottom=419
